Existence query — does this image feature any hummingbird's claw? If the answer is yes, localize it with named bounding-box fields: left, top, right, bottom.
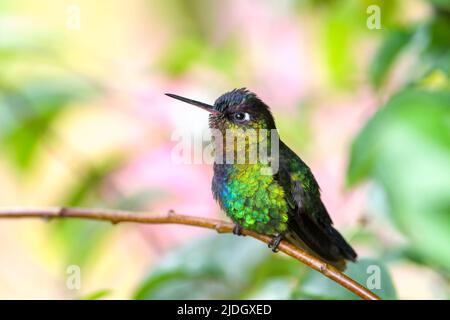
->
left=268, top=234, right=283, bottom=252
left=232, top=223, right=245, bottom=236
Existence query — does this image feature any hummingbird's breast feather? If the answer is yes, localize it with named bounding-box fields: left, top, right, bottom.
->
left=212, top=163, right=289, bottom=235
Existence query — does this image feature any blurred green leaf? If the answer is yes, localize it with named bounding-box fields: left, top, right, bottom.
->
left=428, top=0, right=450, bottom=11
left=134, top=234, right=306, bottom=299
left=294, top=258, right=397, bottom=299
left=0, top=93, right=60, bottom=169
left=370, top=14, right=450, bottom=88
left=159, top=37, right=204, bottom=76
left=0, top=76, right=96, bottom=171
left=320, top=0, right=400, bottom=88
left=149, top=0, right=215, bottom=41
left=347, top=89, right=450, bottom=271
left=322, top=2, right=356, bottom=87
left=134, top=235, right=272, bottom=299
left=419, top=15, right=450, bottom=78
left=80, top=289, right=112, bottom=300
left=49, top=156, right=124, bottom=266
left=158, top=36, right=238, bottom=77
left=50, top=219, right=110, bottom=267
left=370, top=28, right=413, bottom=88
left=62, top=156, right=123, bottom=206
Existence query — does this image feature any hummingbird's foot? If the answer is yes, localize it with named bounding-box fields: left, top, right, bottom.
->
left=268, top=234, right=283, bottom=252
left=232, top=223, right=245, bottom=236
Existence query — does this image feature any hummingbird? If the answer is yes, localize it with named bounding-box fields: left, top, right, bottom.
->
left=166, top=88, right=357, bottom=270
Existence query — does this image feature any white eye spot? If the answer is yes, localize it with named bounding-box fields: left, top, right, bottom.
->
left=233, top=112, right=251, bottom=122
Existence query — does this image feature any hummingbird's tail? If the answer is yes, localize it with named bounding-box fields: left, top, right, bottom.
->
left=285, top=232, right=347, bottom=270
left=286, top=212, right=357, bottom=271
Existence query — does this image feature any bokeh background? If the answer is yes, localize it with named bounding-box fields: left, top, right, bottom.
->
left=0, top=0, right=449, bottom=299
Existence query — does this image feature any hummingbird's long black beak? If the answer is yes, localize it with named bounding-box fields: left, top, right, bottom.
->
left=165, top=93, right=220, bottom=115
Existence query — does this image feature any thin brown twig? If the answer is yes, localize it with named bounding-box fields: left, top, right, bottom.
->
left=0, top=207, right=380, bottom=300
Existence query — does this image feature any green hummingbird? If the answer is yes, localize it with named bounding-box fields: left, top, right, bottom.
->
left=166, top=88, right=357, bottom=270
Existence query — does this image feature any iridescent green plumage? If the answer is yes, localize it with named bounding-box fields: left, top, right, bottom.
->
left=216, top=163, right=289, bottom=234
left=166, top=88, right=357, bottom=270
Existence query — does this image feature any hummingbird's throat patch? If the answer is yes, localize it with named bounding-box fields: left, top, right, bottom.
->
left=211, top=128, right=279, bottom=174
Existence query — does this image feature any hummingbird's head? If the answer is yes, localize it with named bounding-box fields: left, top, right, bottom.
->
left=165, top=88, right=276, bottom=132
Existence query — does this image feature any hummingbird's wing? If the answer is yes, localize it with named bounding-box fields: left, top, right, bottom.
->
left=276, top=141, right=357, bottom=267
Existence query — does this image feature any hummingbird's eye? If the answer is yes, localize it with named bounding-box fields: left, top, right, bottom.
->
left=233, top=112, right=250, bottom=122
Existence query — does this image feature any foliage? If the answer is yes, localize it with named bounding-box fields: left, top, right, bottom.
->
left=134, top=234, right=395, bottom=300
left=348, top=89, right=450, bottom=272
left=369, top=12, right=450, bottom=88
left=0, top=78, right=95, bottom=171
left=0, top=11, right=97, bottom=172
left=80, top=289, right=112, bottom=300
left=349, top=3, right=450, bottom=274
left=294, top=258, right=396, bottom=300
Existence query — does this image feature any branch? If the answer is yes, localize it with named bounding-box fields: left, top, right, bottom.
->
left=0, top=207, right=380, bottom=300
